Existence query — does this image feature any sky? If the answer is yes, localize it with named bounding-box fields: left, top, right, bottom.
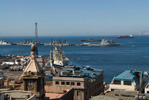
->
left=0, top=0, right=149, bottom=36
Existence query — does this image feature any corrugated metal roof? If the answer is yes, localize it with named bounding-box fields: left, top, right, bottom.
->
left=114, top=70, right=135, bottom=81
left=90, top=95, right=120, bottom=100
left=59, top=66, right=101, bottom=78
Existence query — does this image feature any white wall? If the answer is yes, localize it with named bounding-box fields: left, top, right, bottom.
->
left=109, top=84, right=135, bottom=91
left=145, top=88, right=149, bottom=94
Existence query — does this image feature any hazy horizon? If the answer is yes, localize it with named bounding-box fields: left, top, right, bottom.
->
left=1, top=0, right=149, bottom=36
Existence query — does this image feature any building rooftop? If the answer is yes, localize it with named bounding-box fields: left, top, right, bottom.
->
left=105, top=91, right=136, bottom=100
left=58, top=65, right=102, bottom=78
left=2, top=90, right=36, bottom=100
left=90, top=95, right=120, bottom=100
left=45, top=93, right=64, bottom=99
left=113, top=70, right=135, bottom=81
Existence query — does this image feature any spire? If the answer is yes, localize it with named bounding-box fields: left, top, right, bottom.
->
left=31, top=44, right=36, bottom=60
left=22, top=44, right=43, bottom=76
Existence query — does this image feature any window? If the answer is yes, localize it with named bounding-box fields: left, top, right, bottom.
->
left=77, top=82, right=81, bottom=86
left=124, top=81, right=131, bottom=85
left=37, top=80, right=41, bottom=92
left=63, top=90, right=67, bottom=93
left=61, top=82, right=65, bottom=85
left=66, top=82, right=70, bottom=85
left=77, top=91, right=81, bottom=96
left=113, top=80, right=121, bottom=84
left=111, top=89, right=115, bottom=91
left=27, top=80, right=34, bottom=91
left=71, top=82, right=75, bottom=85
left=55, top=81, right=59, bottom=85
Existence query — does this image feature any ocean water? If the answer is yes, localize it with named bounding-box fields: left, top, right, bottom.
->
left=0, top=36, right=149, bottom=83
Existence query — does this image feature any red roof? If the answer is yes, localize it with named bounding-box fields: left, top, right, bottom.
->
left=45, top=93, right=64, bottom=99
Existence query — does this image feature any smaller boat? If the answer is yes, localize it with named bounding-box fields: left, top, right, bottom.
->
left=117, top=35, right=135, bottom=38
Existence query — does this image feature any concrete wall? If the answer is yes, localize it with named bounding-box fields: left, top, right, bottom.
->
left=85, top=74, right=104, bottom=100
left=109, top=80, right=137, bottom=91
left=50, top=89, right=74, bottom=100
left=73, top=89, right=84, bottom=100
left=45, top=77, right=85, bottom=93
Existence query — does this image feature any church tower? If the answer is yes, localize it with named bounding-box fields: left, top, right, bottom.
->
left=22, top=44, right=45, bottom=100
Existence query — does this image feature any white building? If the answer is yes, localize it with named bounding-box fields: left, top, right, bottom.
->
left=109, top=70, right=143, bottom=91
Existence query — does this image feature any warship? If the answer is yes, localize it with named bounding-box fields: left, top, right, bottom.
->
left=17, top=39, right=43, bottom=45
left=44, top=40, right=74, bottom=46
left=0, top=40, right=16, bottom=45
left=81, top=39, right=122, bottom=47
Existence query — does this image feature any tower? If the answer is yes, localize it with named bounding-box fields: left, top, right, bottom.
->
left=21, top=44, right=45, bottom=100
left=35, top=22, right=38, bottom=45
left=35, top=22, right=38, bottom=56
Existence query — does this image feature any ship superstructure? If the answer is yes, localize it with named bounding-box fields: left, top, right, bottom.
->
left=50, top=44, right=69, bottom=69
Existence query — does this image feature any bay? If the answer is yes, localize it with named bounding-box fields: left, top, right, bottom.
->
left=0, top=35, right=149, bottom=83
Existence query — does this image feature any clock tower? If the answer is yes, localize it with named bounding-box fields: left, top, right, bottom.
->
left=22, top=44, right=45, bottom=100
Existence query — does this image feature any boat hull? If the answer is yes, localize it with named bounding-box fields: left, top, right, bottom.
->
left=53, top=64, right=64, bottom=69
left=89, top=43, right=122, bottom=47
left=117, top=36, right=135, bottom=38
